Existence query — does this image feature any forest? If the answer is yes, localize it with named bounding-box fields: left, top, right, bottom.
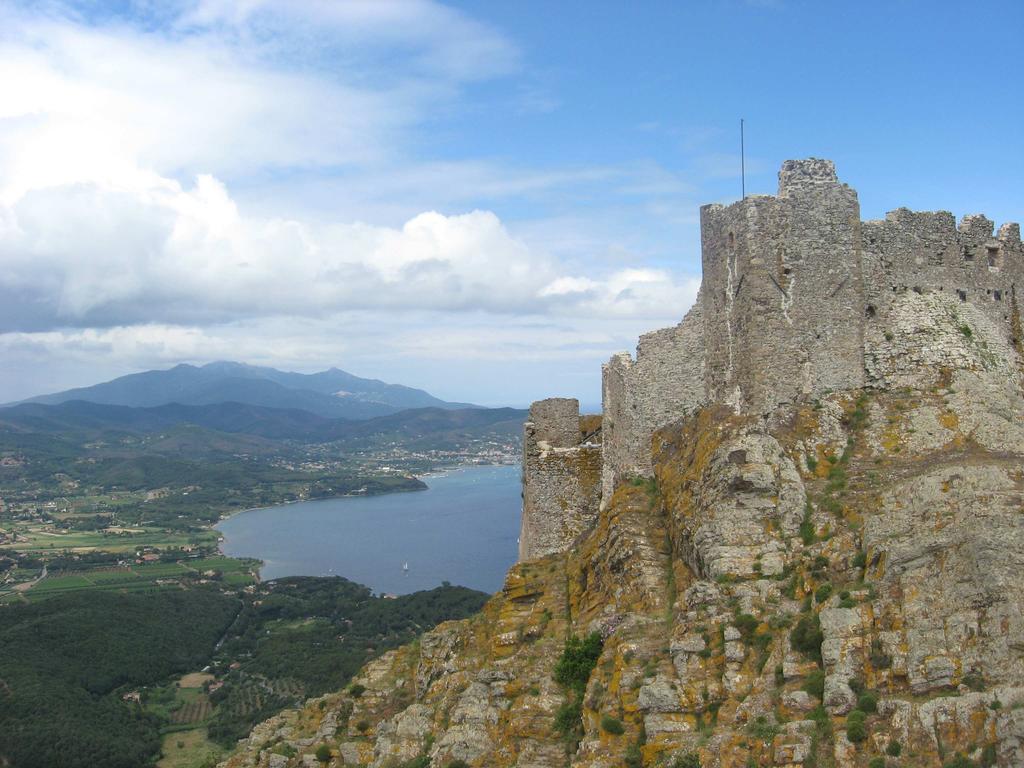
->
left=0, top=577, right=490, bottom=765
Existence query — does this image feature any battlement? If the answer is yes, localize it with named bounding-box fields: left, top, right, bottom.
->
left=777, top=157, right=840, bottom=193
left=518, top=398, right=602, bottom=561
left=523, top=158, right=1022, bottom=561
left=609, top=157, right=1020, bottom=494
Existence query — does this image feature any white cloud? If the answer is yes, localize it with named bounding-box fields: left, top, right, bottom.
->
left=0, top=1, right=702, bottom=403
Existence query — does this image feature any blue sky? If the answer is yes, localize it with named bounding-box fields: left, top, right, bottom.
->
left=0, top=0, right=1021, bottom=407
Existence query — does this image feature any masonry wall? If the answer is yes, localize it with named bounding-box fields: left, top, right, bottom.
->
left=701, top=159, right=866, bottom=415
left=862, top=210, right=1024, bottom=384
left=525, top=158, right=1023, bottom=560
left=600, top=298, right=707, bottom=501
left=519, top=399, right=602, bottom=561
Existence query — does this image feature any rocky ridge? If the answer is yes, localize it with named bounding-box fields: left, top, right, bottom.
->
left=220, top=167, right=1024, bottom=768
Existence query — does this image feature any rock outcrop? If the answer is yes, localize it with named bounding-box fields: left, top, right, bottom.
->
left=220, top=161, right=1024, bottom=768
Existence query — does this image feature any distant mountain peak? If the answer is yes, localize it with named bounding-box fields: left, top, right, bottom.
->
left=9, top=362, right=477, bottom=421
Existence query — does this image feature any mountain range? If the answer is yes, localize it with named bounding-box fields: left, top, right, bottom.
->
left=0, top=400, right=526, bottom=445
left=7, top=362, right=474, bottom=420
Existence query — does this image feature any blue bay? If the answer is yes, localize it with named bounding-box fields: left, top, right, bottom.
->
left=216, top=464, right=521, bottom=595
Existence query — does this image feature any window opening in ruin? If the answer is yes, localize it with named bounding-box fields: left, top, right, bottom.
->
left=964, top=249, right=974, bottom=262
left=866, top=305, right=876, bottom=318
left=957, top=290, right=967, bottom=302
left=994, top=290, right=1002, bottom=301
left=987, top=247, right=999, bottom=268
left=912, top=286, right=922, bottom=294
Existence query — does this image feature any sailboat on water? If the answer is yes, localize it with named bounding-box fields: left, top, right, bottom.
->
left=402, top=561, right=409, bottom=573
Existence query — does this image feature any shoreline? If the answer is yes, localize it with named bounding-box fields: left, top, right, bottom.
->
left=213, top=461, right=519, bottom=556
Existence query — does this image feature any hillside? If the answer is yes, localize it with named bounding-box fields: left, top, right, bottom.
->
left=10, top=362, right=475, bottom=419
left=0, top=400, right=525, bottom=444
left=218, top=161, right=1024, bottom=768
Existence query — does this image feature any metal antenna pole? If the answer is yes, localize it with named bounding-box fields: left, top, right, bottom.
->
left=740, top=118, right=746, bottom=200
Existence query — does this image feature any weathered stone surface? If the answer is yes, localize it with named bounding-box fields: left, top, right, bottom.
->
left=220, top=160, right=1024, bottom=768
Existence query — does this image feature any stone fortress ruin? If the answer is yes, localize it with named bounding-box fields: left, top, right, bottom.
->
left=520, top=158, right=1023, bottom=559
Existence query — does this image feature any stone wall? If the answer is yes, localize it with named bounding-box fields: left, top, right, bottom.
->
left=600, top=298, right=706, bottom=501
left=518, top=398, right=602, bottom=561
left=526, top=158, right=1022, bottom=560
left=862, top=208, right=1024, bottom=386
left=701, top=159, right=865, bottom=415
left=599, top=158, right=1021, bottom=504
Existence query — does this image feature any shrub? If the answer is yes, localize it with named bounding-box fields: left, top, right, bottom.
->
left=553, top=700, right=582, bottom=738
left=959, top=324, right=973, bottom=338
left=868, top=758, right=886, bottom=768
left=671, top=753, right=701, bottom=768
left=355, top=719, right=370, bottom=733
left=802, top=670, right=825, bottom=699
left=624, top=743, right=643, bottom=768
left=848, top=677, right=865, bottom=696
left=746, top=715, right=779, bottom=742
left=981, top=743, right=998, bottom=767
left=399, top=757, right=431, bottom=768
left=869, top=638, right=892, bottom=669
left=315, top=744, right=332, bottom=764
left=800, top=519, right=816, bottom=546
left=734, top=613, right=759, bottom=639
left=857, top=691, right=878, bottom=713
left=806, top=453, right=818, bottom=472
left=852, top=550, right=867, bottom=569
left=600, top=715, right=625, bottom=735
left=815, top=583, right=833, bottom=604
left=554, top=633, right=603, bottom=696
left=846, top=710, right=867, bottom=743
left=886, top=741, right=902, bottom=757
left=962, top=672, right=985, bottom=692
left=444, top=762, right=471, bottom=768
left=790, top=613, right=824, bottom=664
left=943, top=755, right=975, bottom=768
left=348, top=683, right=366, bottom=698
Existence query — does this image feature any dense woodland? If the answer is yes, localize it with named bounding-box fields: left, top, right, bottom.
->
left=0, top=589, right=238, bottom=768
left=208, top=577, right=490, bottom=745
left=0, top=578, right=489, bottom=765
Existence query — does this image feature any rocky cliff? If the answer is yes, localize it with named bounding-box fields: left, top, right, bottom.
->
left=220, top=163, right=1024, bottom=768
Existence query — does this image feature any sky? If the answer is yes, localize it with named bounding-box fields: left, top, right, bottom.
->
left=1, top=0, right=1021, bottom=407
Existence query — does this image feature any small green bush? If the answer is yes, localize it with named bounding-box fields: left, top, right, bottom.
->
left=857, top=691, right=878, bottom=713
left=886, top=740, right=902, bottom=757
left=734, top=613, right=759, bottom=639
left=348, top=682, right=366, bottom=698
left=846, top=710, right=867, bottom=743
left=981, top=743, right=998, bottom=767
left=444, top=761, right=471, bottom=768
left=943, top=755, right=975, bottom=768
left=959, top=324, right=973, bottom=338
left=315, top=744, right=332, bottom=764
left=870, top=638, right=892, bottom=669
left=802, top=670, right=825, bottom=699
left=962, top=672, right=985, bottom=692
left=553, top=700, right=582, bottom=738
left=790, top=613, right=824, bottom=664
left=852, top=550, right=867, bottom=568
left=600, top=714, right=625, bottom=735
left=355, top=719, right=370, bottom=733
left=800, top=519, right=816, bottom=546
left=670, top=752, right=701, bottom=768
left=868, top=758, right=886, bottom=768
left=815, top=583, right=833, bottom=604
left=624, top=743, right=643, bottom=768
left=746, top=715, right=778, bottom=742
left=554, top=633, right=603, bottom=695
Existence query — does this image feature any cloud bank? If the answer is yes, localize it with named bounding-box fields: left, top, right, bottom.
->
left=0, top=1, right=700, bottom=404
